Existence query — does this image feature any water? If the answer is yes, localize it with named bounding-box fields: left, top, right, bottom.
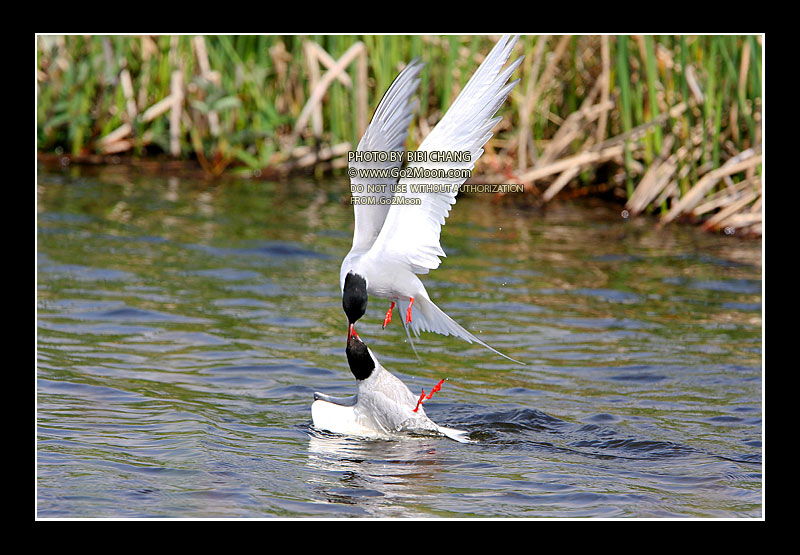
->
left=36, top=168, right=762, bottom=518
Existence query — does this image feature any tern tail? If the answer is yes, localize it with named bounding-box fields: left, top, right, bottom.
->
left=436, top=425, right=472, bottom=443
left=399, top=296, right=524, bottom=365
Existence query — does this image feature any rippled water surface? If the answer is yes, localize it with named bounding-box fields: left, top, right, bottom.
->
left=36, top=168, right=762, bottom=518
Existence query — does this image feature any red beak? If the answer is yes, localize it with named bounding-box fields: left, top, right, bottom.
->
left=347, top=323, right=359, bottom=341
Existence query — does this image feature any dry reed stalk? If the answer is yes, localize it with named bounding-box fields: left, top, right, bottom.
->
left=519, top=143, right=624, bottom=184
left=535, top=84, right=607, bottom=168
left=723, top=194, right=763, bottom=234
left=356, top=46, right=367, bottom=139
left=536, top=35, right=571, bottom=103
left=169, top=70, right=183, bottom=157
left=627, top=160, right=678, bottom=215
left=98, top=123, right=132, bottom=153
left=101, top=37, right=115, bottom=86
left=277, top=141, right=352, bottom=173
left=596, top=102, right=688, bottom=152
left=661, top=148, right=762, bottom=224
left=120, top=68, right=138, bottom=123
left=101, top=140, right=134, bottom=154
left=730, top=105, right=739, bottom=144
left=692, top=177, right=759, bottom=216
left=304, top=42, right=324, bottom=138
left=141, top=95, right=174, bottom=123
left=524, top=35, right=572, bottom=157
left=626, top=134, right=676, bottom=214
left=270, top=40, right=289, bottom=78
left=541, top=163, right=584, bottom=202
left=536, top=88, right=610, bottom=202
left=527, top=101, right=685, bottom=200
left=140, top=36, right=157, bottom=61
left=415, top=115, right=432, bottom=146
left=653, top=180, right=679, bottom=207
left=288, top=142, right=347, bottom=159
left=701, top=190, right=758, bottom=231
left=524, top=69, right=611, bottom=201
left=193, top=36, right=220, bottom=137
left=136, top=72, right=150, bottom=113
left=738, top=40, right=751, bottom=116
left=305, top=42, right=352, bottom=87
left=291, top=42, right=366, bottom=144
left=596, top=35, right=610, bottom=144
left=719, top=212, right=762, bottom=229
left=293, top=141, right=351, bottom=168
left=750, top=193, right=762, bottom=214
left=517, top=35, right=550, bottom=172
left=685, top=65, right=704, bottom=104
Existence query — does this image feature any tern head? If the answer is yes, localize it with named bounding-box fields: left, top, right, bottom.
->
left=342, top=272, right=368, bottom=340
left=346, top=334, right=375, bottom=381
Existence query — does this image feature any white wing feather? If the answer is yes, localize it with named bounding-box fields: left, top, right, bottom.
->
left=349, top=59, right=424, bottom=253
left=366, top=35, right=522, bottom=274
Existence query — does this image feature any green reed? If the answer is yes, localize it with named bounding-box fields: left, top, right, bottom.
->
left=37, top=35, right=761, bottom=211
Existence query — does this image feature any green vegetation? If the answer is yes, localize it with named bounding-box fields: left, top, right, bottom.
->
left=36, top=35, right=763, bottom=235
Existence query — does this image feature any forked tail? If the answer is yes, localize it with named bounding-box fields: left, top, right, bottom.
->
left=437, top=425, right=472, bottom=443
left=400, top=315, right=421, bottom=362
left=397, top=296, right=525, bottom=365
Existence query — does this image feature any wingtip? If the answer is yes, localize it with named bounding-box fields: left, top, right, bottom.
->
left=405, top=57, right=426, bottom=75
left=490, top=346, right=526, bottom=366
left=508, top=56, right=524, bottom=74
left=505, top=34, right=521, bottom=49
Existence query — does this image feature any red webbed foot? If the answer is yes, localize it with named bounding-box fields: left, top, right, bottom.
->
left=412, top=378, right=447, bottom=413
left=406, top=297, right=415, bottom=324
left=382, top=302, right=395, bottom=329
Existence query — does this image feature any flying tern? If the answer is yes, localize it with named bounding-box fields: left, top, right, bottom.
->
left=340, top=35, right=524, bottom=364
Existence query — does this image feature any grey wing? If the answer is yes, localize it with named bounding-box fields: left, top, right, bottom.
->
left=313, top=392, right=358, bottom=406
left=350, top=58, right=424, bottom=253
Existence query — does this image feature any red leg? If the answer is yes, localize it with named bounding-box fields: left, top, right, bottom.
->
left=406, top=297, right=415, bottom=324
left=382, top=301, right=395, bottom=329
left=413, top=378, right=447, bottom=412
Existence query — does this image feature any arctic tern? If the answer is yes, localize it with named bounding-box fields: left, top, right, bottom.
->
left=340, top=35, right=524, bottom=365
left=312, top=335, right=471, bottom=443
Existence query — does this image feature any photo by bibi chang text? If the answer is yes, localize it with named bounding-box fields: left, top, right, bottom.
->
left=347, top=150, right=472, bottom=163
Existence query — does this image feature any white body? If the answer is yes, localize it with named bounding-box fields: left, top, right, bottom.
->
left=340, top=35, right=523, bottom=364
left=312, top=347, right=470, bottom=443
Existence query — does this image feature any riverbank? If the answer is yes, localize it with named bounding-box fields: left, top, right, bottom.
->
left=36, top=35, right=763, bottom=237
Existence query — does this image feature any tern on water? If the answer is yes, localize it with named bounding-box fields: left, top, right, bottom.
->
left=312, top=335, right=471, bottom=443
left=340, top=35, right=524, bottom=364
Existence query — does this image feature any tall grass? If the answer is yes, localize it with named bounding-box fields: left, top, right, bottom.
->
left=36, top=34, right=763, bottom=234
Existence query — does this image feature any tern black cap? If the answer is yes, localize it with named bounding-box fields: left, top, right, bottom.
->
left=346, top=334, right=375, bottom=380
left=342, top=272, right=368, bottom=325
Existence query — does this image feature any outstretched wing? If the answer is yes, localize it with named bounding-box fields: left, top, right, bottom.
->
left=366, top=35, right=522, bottom=275
left=349, top=58, right=424, bottom=253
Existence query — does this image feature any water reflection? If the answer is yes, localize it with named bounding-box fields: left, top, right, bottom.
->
left=37, top=169, right=761, bottom=517
left=306, top=432, right=452, bottom=517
